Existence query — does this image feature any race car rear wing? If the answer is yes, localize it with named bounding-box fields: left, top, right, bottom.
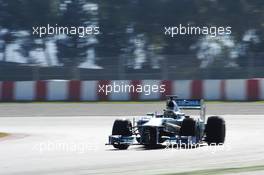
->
left=175, top=99, right=203, bottom=110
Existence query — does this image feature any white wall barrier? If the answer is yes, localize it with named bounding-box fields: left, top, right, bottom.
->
left=0, top=79, right=263, bottom=101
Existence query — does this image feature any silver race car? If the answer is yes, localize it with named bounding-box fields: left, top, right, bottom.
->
left=106, top=96, right=226, bottom=150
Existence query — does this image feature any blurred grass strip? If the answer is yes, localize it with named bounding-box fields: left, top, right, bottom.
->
left=163, top=165, right=264, bottom=175
left=0, top=101, right=264, bottom=104
left=0, top=132, right=9, bottom=138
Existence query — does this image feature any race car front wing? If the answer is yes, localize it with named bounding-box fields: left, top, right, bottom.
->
left=106, top=135, right=200, bottom=146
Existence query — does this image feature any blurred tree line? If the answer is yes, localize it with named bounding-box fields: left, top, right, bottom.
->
left=0, top=0, right=264, bottom=69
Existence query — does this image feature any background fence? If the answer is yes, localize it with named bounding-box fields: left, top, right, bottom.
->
left=1, top=54, right=264, bottom=81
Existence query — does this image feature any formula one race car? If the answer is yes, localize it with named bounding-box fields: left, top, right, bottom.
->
left=106, top=96, right=226, bottom=150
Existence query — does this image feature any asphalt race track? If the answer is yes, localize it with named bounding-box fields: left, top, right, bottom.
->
left=0, top=102, right=264, bottom=175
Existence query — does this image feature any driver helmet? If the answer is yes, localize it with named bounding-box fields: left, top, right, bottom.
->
left=167, top=99, right=177, bottom=110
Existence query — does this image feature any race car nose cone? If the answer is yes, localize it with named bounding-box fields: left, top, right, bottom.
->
left=143, top=118, right=164, bottom=127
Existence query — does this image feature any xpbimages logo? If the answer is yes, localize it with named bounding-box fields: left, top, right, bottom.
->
left=98, top=82, right=166, bottom=96
left=164, top=24, right=232, bottom=38
left=32, top=24, right=100, bottom=38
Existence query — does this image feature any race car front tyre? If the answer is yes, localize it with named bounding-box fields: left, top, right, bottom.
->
left=205, top=116, right=226, bottom=145
left=112, top=119, right=132, bottom=150
left=180, top=118, right=196, bottom=136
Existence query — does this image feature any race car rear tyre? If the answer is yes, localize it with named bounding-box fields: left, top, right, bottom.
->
left=180, top=118, right=196, bottom=136
left=205, top=116, right=226, bottom=145
left=112, top=119, right=132, bottom=150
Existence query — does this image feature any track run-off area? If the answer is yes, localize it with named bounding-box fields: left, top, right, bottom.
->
left=0, top=102, right=264, bottom=175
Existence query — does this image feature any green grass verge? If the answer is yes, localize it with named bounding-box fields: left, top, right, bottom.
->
left=163, top=165, right=264, bottom=175
left=0, top=101, right=264, bottom=104
left=0, top=132, right=9, bottom=138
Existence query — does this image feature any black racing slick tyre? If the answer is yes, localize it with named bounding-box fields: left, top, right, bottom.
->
left=112, top=119, right=132, bottom=150
left=180, top=118, right=196, bottom=136
left=205, top=116, right=226, bottom=145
